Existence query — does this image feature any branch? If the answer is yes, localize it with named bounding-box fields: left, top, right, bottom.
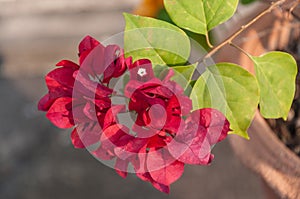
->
left=200, top=0, right=289, bottom=62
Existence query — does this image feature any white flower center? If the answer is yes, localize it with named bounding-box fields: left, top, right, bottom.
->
left=137, top=68, right=147, bottom=77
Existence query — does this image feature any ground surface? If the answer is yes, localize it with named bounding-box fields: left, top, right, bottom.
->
left=0, top=1, right=264, bottom=198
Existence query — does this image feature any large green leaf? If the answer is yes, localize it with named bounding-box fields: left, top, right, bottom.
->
left=164, top=0, right=239, bottom=35
left=251, top=51, right=297, bottom=120
left=190, top=63, right=259, bottom=138
left=124, top=13, right=190, bottom=66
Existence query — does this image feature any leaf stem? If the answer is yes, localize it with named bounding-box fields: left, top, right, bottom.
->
left=200, top=0, right=289, bottom=62
left=205, top=33, right=214, bottom=48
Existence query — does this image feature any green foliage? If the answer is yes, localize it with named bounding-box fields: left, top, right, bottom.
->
left=124, top=13, right=190, bottom=66
left=123, top=1, right=298, bottom=139
left=251, top=52, right=297, bottom=120
left=163, top=0, right=239, bottom=35
left=240, top=0, right=257, bottom=5
left=157, top=8, right=211, bottom=50
left=190, top=63, right=259, bottom=138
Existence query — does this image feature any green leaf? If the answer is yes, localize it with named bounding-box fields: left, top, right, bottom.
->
left=157, top=8, right=211, bottom=50
left=190, top=63, right=259, bottom=138
left=171, top=63, right=197, bottom=90
left=153, top=65, right=169, bottom=79
left=164, top=0, right=239, bottom=35
left=240, top=0, right=257, bottom=5
left=124, top=13, right=190, bottom=66
left=251, top=51, right=297, bottom=120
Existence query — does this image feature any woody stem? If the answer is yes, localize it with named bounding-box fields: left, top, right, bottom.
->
left=200, top=0, right=289, bottom=63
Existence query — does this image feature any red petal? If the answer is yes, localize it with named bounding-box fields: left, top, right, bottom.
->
left=123, top=138, right=147, bottom=154
left=102, top=48, right=131, bottom=83
left=101, top=124, right=131, bottom=150
left=130, top=145, right=148, bottom=174
left=136, top=172, right=170, bottom=194
left=78, top=35, right=100, bottom=56
left=70, top=128, right=85, bottom=148
left=79, top=41, right=105, bottom=72
left=56, top=60, right=79, bottom=69
left=136, top=172, right=151, bottom=182
left=152, top=181, right=170, bottom=194
left=93, top=146, right=114, bottom=160
left=45, top=67, right=76, bottom=97
left=163, top=96, right=181, bottom=133
left=124, top=79, right=142, bottom=98
left=102, top=45, right=120, bottom=83
left=46, top=97, right=73, bottom=128
left=103, top=45, right=119, bottom=66
left=73, top=70, right=113, bottom=99
left=114, top=137, right=148, bottom=161
left=168, top=120, right=207, bottom=164
left=163, top=115, right=181, bottom=135
left=178, top=96, right=192, bottom=116
left=170, top=136, right=212, bottom=165
left=115, top=158, right=129, bottom=178
left=113, top=56, right=131, bottom=78
left=192, top=108, right=230, bottom=144
left=83, top=102, right=95, bottom=121
left=147, top=148, right=184, bottom=185
left=148, top=103, right=167, bottom=129
left=103, top=105, right=126, bottom=130
left=38, top=93, right=55, bottom=111
left=147, top=134, right=167, bottom=148
left=168, top=109, right=229, bottom=165
left=149, top=160, right=184, bottom=186
left=72, top=99, right=91, bottom=124
left=113, top=135, right=135, bottom=160
left=96, top=124, right=137, bottom=161
left=75, top=122, right=102, bottom=147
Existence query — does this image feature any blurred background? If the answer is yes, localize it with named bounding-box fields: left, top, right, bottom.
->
left=0, top=0, right=265, bottom=198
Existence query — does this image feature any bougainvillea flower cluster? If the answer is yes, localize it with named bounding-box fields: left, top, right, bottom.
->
left=38, top=36, right=230, bottom=193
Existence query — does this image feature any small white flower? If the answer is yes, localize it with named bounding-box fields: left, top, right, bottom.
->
left=137, top=68, right=147, bottom=77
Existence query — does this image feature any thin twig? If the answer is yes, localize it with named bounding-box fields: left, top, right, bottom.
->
left=199, top=0, right=289, bottom=63
left=289, top=0, right=300, bottom=15
left=289, top=0, right=300, bottom=20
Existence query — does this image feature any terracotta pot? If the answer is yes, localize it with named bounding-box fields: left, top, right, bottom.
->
left=218, top=5, right=300, bottom=199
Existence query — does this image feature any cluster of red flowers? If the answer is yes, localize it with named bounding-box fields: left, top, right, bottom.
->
left=38, top=36, right=230, bottom=193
